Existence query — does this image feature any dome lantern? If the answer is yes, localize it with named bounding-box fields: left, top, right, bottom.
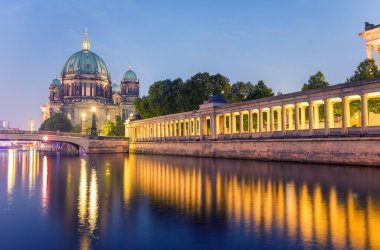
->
left=82, top=30, right=90, bottom=51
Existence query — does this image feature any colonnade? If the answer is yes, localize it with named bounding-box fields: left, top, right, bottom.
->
left=127, top=81, right=380, bottom=141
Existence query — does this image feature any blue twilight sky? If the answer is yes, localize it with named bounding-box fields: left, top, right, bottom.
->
left=0, top=0, right=379, bottom=129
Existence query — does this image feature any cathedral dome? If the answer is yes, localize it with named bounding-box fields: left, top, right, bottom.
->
left=112, top=83, right=120, bottom=92
left=61, top=33, right=110, bottom=79
left=123, top=69, right=137, bottom=82
left=51, top=78, right=61, bottom=86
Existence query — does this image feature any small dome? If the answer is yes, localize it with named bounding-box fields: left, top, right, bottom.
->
left=51, top=78, right=61, bottom=86
left=128, top=113, right=141, bottom=121
left=206, top=95, right=228, bottom=104
left=112, top=83, right=119, bottom=92
left=123, top=69, right=137, bottom=82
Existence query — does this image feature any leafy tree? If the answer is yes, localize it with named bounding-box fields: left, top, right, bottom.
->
left=208, top=73, right=231, bottom=97
left=347, top=59, right=380, bottom=82
left=247, top=80, right=274, bottom=100
left=114, top=115, right=125, bottom=136
left=39, top=113, right=73, bottom=132
left=134, top=96, right=151, bottom=119
left=178, top=73, right=210, bottom=111
left=228, top=81, right=255, bottom=103
left=302, top=71, right=330, bottom=91
left=101, top=120, right=116, bottom=136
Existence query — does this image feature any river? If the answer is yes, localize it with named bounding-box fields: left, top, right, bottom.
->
left=0, top=149, right=379, bottom=249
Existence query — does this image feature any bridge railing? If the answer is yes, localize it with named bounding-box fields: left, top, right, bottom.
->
left=0, top=130, right=89, bottom=138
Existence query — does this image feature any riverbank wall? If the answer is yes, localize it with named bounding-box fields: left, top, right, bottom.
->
left=129, top=137, right=380, bottom=166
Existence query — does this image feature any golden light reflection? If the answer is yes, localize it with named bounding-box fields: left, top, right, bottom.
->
left=88, top=169, right=98, bottom=234
left=7, top=149, right=16, bottom=200
left=41, top=156, right=49, bottom=213
left=133, top=157, right=380, bottom=249
left=28, top=148, right=37, bottom=197
left=78, top=159, right=88, bottom=226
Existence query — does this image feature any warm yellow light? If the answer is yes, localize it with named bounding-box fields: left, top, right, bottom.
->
left=82, top=112, right=86, bottom=119
left=91, top=107, right=96, bottom=112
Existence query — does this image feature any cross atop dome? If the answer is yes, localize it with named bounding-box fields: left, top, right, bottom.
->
left=82, top=28, right=90, bottom=51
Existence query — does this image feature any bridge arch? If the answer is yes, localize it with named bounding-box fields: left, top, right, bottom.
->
left=0, top=132, right=90, bottom=153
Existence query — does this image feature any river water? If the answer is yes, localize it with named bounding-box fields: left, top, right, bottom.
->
left=0, top=149, right=379, bottom=249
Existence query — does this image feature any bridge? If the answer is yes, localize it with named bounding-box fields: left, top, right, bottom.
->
left=0, top=130, right=129, bottom=154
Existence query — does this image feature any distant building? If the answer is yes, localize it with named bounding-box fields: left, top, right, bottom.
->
left=0, top=120, right=9, bottom=130
left=0, top=120, right=19, bottom=131
left=41, top=32, right=140, bottom=129
left=29, top=119, right=37, bottom=132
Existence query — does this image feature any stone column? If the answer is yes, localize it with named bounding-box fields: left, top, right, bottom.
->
left=295, top=104, right=299, bottom=132
left=361, top=94, right=368, bottom=134
left=309, top=101, right=314, bottom=131
left=281, top=106, right=286, bottom=132
left=377, top=46, right=380, bottom=71
left=187, top=120, right=191, bottom=138
left=314, top=104, right=320, bottom=129
left=289, top=107, right=294, bottom=130
left=366, top=45, right=373, bottom=59
left=199, top=116, right=204, bottom=140
left=239, top=111, right=244, bottom=136
left=229, top=114, right=233, bottom=134
left=300, top=106, right=306, bottom=130
left=248, top=111, right=252, bottom=137
left=211, top=113, right=216, bottom=140
left=270, top=108, right=274, bottom=133
left=259, top=109, right=263, bottom=133
left=342, top=96, right=349, bottom=135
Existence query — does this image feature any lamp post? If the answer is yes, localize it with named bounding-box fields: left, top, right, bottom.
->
left=90, top=107, right=97, bottom=138
left=81, top=112, right=87, bottom=134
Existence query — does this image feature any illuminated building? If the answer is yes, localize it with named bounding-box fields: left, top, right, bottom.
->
left=41, top=32, right=140, bottom=129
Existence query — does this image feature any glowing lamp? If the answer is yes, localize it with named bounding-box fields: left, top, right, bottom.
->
left=43, top=136, right=48, bottom=141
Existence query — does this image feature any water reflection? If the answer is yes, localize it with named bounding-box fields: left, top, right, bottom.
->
left=7, top=149, right=16, bottom=203
left=0, top=151, right=380, bottom=249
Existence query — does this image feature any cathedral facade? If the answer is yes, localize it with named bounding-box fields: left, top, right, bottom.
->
left=41, top=33, right=139, bottom=131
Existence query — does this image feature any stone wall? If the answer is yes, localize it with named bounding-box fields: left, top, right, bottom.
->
left=88, top=139, right=129, bottom=153
left=129, top=138, right=380, bottom=166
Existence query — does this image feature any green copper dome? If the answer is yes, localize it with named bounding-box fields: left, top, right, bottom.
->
left=61, top=33, right=110, bottom=79
left=112, top=83, right=120, bottom=92
left=123, top=69, right=137, bottom=82
left=51, top=78, right=61, bottom=86
left=62, top=50, right=109, bottom=78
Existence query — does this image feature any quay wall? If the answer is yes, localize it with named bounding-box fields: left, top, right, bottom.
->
left=129, top=137, right=380, bottom=166
left=88, top=138, right=129, bottom=153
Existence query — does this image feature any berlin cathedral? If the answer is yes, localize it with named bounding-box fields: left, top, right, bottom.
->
left=41, top=32, right=139, bottom=130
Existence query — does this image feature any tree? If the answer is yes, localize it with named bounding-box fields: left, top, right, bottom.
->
left=178, top=73, right=210, bottom=111
left=228, top=81, right=255, bottom=103
left=39, top=113, right=73, bottom=132
left=134, top=96, right=151, bottom=119
left=302, top=71, right=330, bottom=91
left=101, top=120, right=116, bottom=136
left=114, top=115, right=125, bottom=136
left=347, top=59, right=380, bottom=82
left=246, top=80, right=274, bottom=100
left=208, top=73, right=231, bottom=97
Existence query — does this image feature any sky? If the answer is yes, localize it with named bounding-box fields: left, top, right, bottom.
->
left=0, top=0, right=379, bottom=129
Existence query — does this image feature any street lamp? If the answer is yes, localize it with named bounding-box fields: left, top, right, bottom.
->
left=90, top=107, right=97, bottom=138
